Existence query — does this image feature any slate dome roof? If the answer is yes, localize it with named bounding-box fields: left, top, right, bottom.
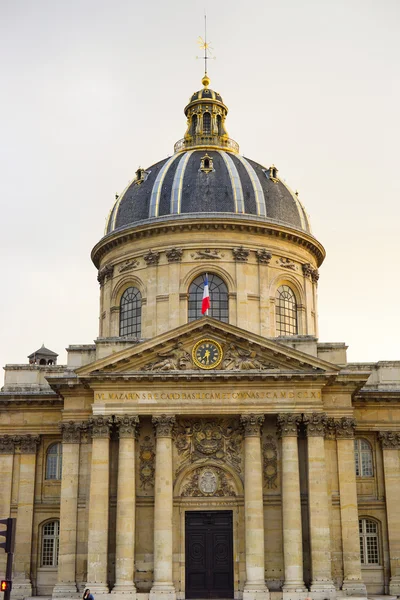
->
left=105, top=150, right=311, bottom=236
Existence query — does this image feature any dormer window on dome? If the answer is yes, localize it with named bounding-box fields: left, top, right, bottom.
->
left=200, top=153, right=214, bottom=173
left=267, top=165, right=279, bottom=183
left=135, top=167, right=145, bottom=185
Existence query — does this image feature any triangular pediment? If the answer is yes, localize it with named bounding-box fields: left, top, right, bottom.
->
left=76, top=318, right=340, bottom=380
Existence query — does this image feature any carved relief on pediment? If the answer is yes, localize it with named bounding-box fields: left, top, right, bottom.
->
left=175, top=418, right=243, bottom=476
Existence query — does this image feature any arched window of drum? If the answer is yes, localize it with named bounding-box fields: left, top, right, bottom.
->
left=217, top=114, right=222, bottom=136
left=188, top=274, right=228, bottom=323
left=203, top=112, right=211, bottom=134
left=354, top=438, right=373, bottom=477
left=41, top=520, right=60, bottom=567
left=191, top=114, right=198, bottom=135
left=275, top=285, right=297, bottom=335
left=45, top=443, right=62, bottom=480
left=120, top=287, right=142, bottom=337
left=359, top=518, right=380, bottom=565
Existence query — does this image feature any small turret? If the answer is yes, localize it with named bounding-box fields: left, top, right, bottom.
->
left=28, top=344, right=58, bottom=366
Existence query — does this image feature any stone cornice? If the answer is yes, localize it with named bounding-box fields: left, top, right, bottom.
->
left=91, top=214, right=326, bottom=268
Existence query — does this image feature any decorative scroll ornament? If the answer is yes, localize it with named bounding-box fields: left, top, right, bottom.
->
left=97, top=264, right=114, bottom=286
left=166, top=247, right=183, bottom=262
left=255, top=249, right=272, bottom=264
left=335, top=416, right=356, bottom=439
left=222, top=343, right=273, bottom=370
left=181, top=466, right=236, bottom=497
left=175, top=419, right=243, bottom=475
left=139, top=435, right=155, bottom=489
left=232, top=246, right=250, bottom=262
left=263, top=435, right=278, bottom=489
left=303, top=412, right=327, bottom=437
left=59, top=421, right=87, bottom=443
left=17, top=434, right=41, bottom=454
left=240, top=414, right=265, bottom=437
left=114, top=415, right=139, bottom=438
left=378, top=431, right=400, bottom=449
left=89, top=416, right=113, bottom=438
left=0, top=435, right=16, bottom=454
left=119, top=259, right=139, bottom=273
left=152, top=415, right=176, bottom=437
left=143, top=249, right=160, bottom=266
left=142, top=342, right=193, bottom=371
left=277, top=413, right=301, bottom=437
left=191, top=248, right=224, bottom=260
left=302, top=263, right=319, bottom=283
left=311, top=269, right=320, bottom=283
left=276, top=257, right=296, bottom=270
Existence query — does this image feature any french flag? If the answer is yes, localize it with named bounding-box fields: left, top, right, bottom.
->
left=201, top=274, right=210, bottom=315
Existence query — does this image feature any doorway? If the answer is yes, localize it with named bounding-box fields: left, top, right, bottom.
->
left=185, top=510, right=234, bottom=599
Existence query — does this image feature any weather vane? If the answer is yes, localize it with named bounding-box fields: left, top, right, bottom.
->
left=196, top=13, right=216, bottom=79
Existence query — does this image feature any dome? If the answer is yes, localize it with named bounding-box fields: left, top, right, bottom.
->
left=189, top=88, right=224, bottom=103
left=105, top=152, right=311, bottom=235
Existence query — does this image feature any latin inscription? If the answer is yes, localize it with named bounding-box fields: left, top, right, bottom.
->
left=94, top=389, right=322, bottom=401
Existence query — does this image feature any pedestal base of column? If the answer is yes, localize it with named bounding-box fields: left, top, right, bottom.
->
left=243, top=584, right=270, bottom=600
left=309, top=582, right=337, bottom=600
left=52, top=583, right=80, bottom=597
left=11, top=580, right=33, bottom=600
left=112, top=583, right=137, bottom=595
left=84, top=583, right=110, bottom=594
left=389, top=577, right=400, bottom=596
left=149, top=584, right=176, bottom=600
left=341, top=580, right=367, bottom=598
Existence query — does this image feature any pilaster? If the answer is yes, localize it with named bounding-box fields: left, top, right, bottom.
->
left=0, top=437, right=15, bottom=576
left=112, top=415, right=139, bottom=596
left=241, top=414, right=269, bottom=600
left=277, top=414, right=306, bottom=595
left=378, top=431, right=400, bottom=595
left=150, top=415, right=176, bottom=600
left=86, top=416, right=113, bottom=594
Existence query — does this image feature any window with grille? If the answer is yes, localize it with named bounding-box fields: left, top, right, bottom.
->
left=203, top=112, right=211, bottom=134
left=41, top=520, right=60, bottom=567
left=120, top=287, right=142, bottom=337
left=188, top=274, right=228, bottom=323
left=45, top=443, right=62, bottom=480
left=354, top=438, right=373, bottom=477
left=275, top=285, right=298, bottom=335
left=191, top=114, right=198, bottom=135
left=359, top=518, right=379, bottom=565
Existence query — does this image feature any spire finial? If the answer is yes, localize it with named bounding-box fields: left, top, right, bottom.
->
left=197, top=12, right=215, bottom=88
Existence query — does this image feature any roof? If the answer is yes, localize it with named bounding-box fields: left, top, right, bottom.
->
left=28, top=344, right=58, bottom=359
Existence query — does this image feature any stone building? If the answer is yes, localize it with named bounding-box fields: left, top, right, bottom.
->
left=1, top=73, right=400, bottom=600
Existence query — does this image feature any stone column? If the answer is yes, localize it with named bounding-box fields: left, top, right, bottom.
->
left=277, top=414, right=306, bottom=594
left=150, top=415, right=176, bottom=600
left=112, top=415, right=139, bottom=595
left=241, top=414, right=269, bottom=600
left=335, top=417, right=366, bottom=597
left=378, top=431, right=400, bottom=595
left=0, top=437, right=15, bottom=576
left=86, top=416, right=113, bottom=594
left=303, top=413, right=335, bottom=597
left=53, top=422, right=86, bottom=597
left=13, top=435, right=40, bottom=599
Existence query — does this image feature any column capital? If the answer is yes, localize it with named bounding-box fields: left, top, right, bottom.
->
left=378, top=431, right=400, bottom=449
left=114, top=415, right=139, bottom=438
left=152, top=415, right=176, bottom=437
left=240, top=414, right=264, bottom=437
left=335, top=416, right=356, bottom=439
left=17, top=434, right=41, bottom=454
left=89, top=416, right=113, bottom=438
left=0, top=435, right=16, bottom=454
left=59, top=420, right=88, bottom=443
left=277, top=413, right=301, bottom=437
left=303, top=412, right=327, bottom=437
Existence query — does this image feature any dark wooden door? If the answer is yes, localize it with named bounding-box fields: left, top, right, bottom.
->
left=185, top=511, right=234, bottom=599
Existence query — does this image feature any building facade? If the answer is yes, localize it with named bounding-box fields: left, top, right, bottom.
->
left=1, top=74, right=400, bottom=600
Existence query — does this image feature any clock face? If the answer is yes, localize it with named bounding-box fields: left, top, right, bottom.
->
left=192, top=339, right=223, bottom=370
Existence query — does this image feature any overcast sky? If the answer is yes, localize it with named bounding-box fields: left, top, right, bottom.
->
left=1, top=0, right=399, bottom=375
